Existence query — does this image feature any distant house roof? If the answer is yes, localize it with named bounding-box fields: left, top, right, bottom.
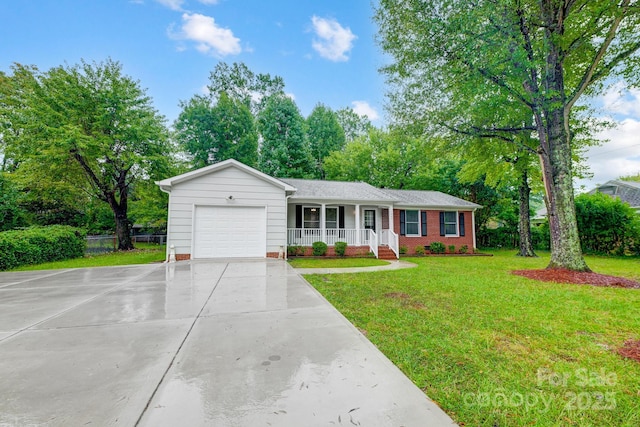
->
left=591, top=180, right=640, bottom=209
left=380, top=189, right=482, bottom=210
left=281, top=179, right=397, bottom=203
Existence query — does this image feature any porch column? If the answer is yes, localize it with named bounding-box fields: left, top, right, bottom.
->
left=388, top=205, right=393, bottom=231
left=355, top=204, right=361, bottom=245
left=321, top=203, right=326, bottom=243
left=472, top=209, right=477, bottom=250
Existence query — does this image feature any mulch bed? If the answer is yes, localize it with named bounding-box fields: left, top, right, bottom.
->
left=617, top=339, right=640, bottom=363
left=512, top=268, right=640, bottom=289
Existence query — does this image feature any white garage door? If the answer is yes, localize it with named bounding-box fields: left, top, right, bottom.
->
left=193, top=206, right=266, bottom=258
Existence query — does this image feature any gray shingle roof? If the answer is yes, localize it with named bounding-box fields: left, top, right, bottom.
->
left=280, top=179, right=397, bottom=202
left=280, top=178, right=482, bottom=209
left=592, top=180, right=640, bottom=208
left=379, top=189, right=483, bottom=209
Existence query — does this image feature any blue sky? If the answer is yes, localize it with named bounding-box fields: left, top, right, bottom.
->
left=1, top=0, right=638, bottom=190
left=0, top=0, right=385, bottom=124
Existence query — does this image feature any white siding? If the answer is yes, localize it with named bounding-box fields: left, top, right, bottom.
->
left=167, top=166, right=287, bottom=257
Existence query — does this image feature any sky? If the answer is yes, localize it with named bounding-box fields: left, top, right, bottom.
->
left=1, top=0, right=639, bottom=191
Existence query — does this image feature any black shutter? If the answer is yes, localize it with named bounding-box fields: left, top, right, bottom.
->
left=439, top=212, right=445, bottom=236
left=399, top=210, right=406, bottom=236
left=338, top=206, right=345, bottom=229
left=421, top=211, right=427, bottom=236
left=459, top=212, right=465, bottom=236
left=295, top=205, right=302, bottom=228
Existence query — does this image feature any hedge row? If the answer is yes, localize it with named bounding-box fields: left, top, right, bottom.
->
left=0, top=226, right=86, bottom=271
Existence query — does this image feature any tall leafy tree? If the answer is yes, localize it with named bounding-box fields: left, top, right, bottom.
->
left=207, top=62, right=285, bottom=115
left=376, top=0, right=640, bottom=271
left=306, top=103, right=345, bottom=178
left=2, top=59, right=171, bottom=250
left=335, top=108, right=372, bottom=142
left=175, top=92, right=258, bottom=168
left=257, top=94, right=312, bottom=178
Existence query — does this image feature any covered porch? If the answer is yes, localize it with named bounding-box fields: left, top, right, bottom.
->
left=286, top=203, right=399, bottom=259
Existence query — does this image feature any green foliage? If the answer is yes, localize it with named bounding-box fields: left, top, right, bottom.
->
left=175, top=92, right=258, bottom=169
left=478, top=224, right=551, bottom=251
left=258, top=94, right=312, bottom=178
left=1, top=59, right=172, bottom=250
left=459, top=245, right=468, bottom=254
left=335, top=108, right=372, bottom=142
left=312, top=241, right=328, bottom=256
left=334, top=241, right=348, bottom=257
left=0, top=226, right=86, bottom=271
left=414, top=245, right=425, bottom=255
left=207, top=61, right=285, bottom=115
left=399, top=245, right=408, bottom=255
left=575, top=192, right=640, bottom=255
left=0, top=172, right=26, bottom=231
left=430, top=242, right=445, bottom=254
left=306, top=103, right=345, bottom=178
left=287, top=245, right=306, bottom=257
left=447, top=245, right=456, bottom=253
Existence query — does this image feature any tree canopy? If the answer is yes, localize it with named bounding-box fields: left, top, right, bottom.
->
left=376, top=0, right=640, bottom=271
left=1, top=59, right=172, bottom=249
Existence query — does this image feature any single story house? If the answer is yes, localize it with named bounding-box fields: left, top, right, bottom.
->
left=156, top=159, right=481, bottom=261
left=589, top=179, right=640, bottom=213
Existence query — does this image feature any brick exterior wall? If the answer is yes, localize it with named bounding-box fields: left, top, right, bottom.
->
left=290, top=245, right=373, bottom=257
left=266, top=252, right=280, bottom=258
left=175, top=253, right=191, bottom=261
left=393, top=209, right=475, bottom=255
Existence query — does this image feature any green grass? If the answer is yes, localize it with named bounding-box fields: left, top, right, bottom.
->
left=288, top=257, right=390, bottom=268
left=305, top=250, right=640, bottom=426
left=11, top=243, right=166, bottom=271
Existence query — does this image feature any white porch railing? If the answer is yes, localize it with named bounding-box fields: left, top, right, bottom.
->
left=388, top=230, right=399, bottom=259
left=287, top=228, right=375, bottom=248
left=368, top=229, right=378, bottom=258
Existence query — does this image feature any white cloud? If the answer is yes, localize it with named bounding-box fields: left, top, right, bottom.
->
left=198, top=0, right=219, bottom=4
left=351, top=101, right=379, bottom=121
left=310, top=16, right=357, bottom=62
left=601, top=82, right=640, bottom=117
left=575, top=117, right=640, bottom=190
left=156, top=0, right=184, bottom=10
left=172, top=13, right=241, bottom=56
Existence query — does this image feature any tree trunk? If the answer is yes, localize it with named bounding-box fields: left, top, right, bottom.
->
left=517, top=170, right=536, bottom=257
left=106, top=181, right=134, bottom=251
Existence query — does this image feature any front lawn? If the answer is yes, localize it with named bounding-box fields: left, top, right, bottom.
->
left=305, top=251, right=640, bottom=426
left=11, top=243, right=166, bottom=271
left=288, top=257, right=390, bottom=268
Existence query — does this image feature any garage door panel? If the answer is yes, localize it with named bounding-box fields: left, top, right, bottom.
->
left=194, top=206, right=266, bottom=258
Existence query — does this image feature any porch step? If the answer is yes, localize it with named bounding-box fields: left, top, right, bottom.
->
left=377, top=246, right=397, bottom=260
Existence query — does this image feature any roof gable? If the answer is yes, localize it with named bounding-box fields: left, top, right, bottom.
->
left=156, top=159, right=296, bottom=192
left=591, top=180, right=640, bottom=208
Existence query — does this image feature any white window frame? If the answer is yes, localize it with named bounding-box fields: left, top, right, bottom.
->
left=444, top=211, right=459, bottom=237
left=405, top=210, right=420, bottom=236
left=303, top=206, right=320, bottom=229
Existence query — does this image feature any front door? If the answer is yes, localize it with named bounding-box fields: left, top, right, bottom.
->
left=364, top=209, right=376, bottom=231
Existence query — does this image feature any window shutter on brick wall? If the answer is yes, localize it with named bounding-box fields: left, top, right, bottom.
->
left=399, top=210, right=406, bottom=236
left=295, top=205, right=302, bottom=228
left=421, top=211, right=427, bottom=236
left=459, top=212, right=465, bottom=236
left=338, top=206, right=345, bottom=229
left=439, top=212, right=445, bottom=236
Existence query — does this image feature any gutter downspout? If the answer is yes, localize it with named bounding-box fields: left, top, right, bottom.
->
left=285, top=194, right=293, bottom=260
left=472, top=208, right=477, bottom=251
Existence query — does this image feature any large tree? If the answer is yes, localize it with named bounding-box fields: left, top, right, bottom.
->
left=175, top=92, right=258, bottom=168
left=1, top=59, right=171, bottom=249
left=207, top=62, right=285, bottom=115
left=376, top=0, right=640, bottom=271
left=257, top=94, right=312, bottom=178
left=306, top=103, right=345, bottom=178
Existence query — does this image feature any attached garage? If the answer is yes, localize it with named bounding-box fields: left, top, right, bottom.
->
left=193, top=206, right=266, bottom=258
left=156, top=159, right=295, bottom=261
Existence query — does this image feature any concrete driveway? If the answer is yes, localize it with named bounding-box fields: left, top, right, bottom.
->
left=0, top=260, right=455, bottom=426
